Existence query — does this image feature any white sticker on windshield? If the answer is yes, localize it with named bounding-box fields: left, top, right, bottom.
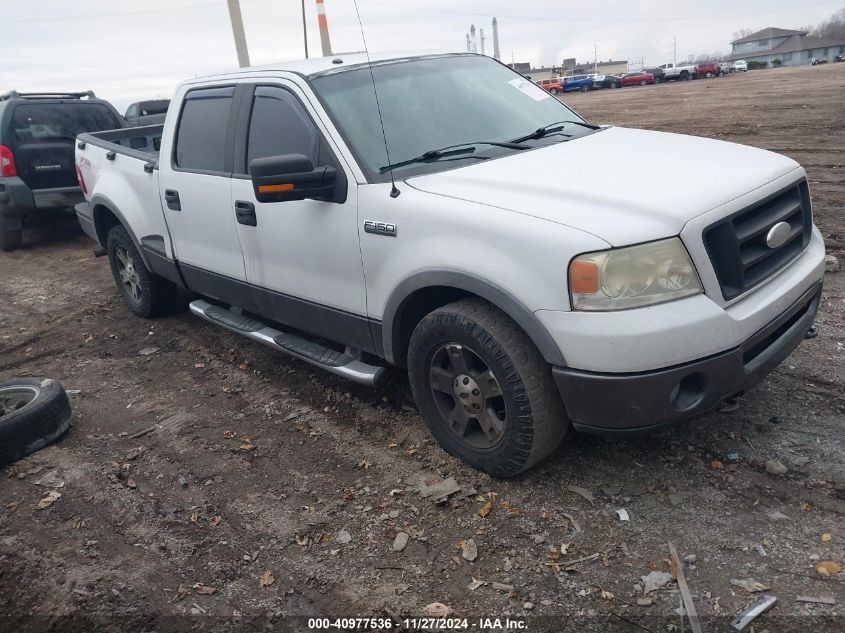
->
left=508, top=77, right=551, bottom=102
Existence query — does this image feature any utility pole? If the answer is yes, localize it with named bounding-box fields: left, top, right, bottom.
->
left=492, top=17, right=501, bottom=60
left=673, top=37, right=677, bottom=64
left=466, top=33, right=471, bottom=52
left=226, top=0, right=250, bottom=68
left=301, top=0, right=309, bottom=59
left=594, top=44, right=598, bottom=73
left=316, top=0, right=332, bottom=57
left=480, top=28, right=486, bottom=56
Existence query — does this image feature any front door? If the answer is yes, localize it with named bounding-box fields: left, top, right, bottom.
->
left=158, top=85, right=248, bottom=302
left=230, top=83, right=372, bottom=351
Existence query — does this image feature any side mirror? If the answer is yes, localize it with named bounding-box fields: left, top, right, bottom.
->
left=248, top=153, right=336, bottom=203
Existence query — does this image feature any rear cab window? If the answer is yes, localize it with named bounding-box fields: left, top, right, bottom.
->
left=173, top=86, right=235, bottom=173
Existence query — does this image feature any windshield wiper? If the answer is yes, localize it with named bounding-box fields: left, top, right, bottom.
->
left=379, top=140, right=529, bottom=174
left=509, top=120, right=600, bottom=144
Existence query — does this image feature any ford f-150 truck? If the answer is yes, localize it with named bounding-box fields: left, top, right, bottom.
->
left=74, top=52, right=825, bottom=478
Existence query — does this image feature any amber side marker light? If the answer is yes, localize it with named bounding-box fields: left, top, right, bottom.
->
left=569, top=260, right=599, bottom=294
left=258, top=183, right=294, bottom=193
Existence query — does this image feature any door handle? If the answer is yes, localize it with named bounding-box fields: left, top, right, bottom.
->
left=235, top=200, right=257, bottom=226
left=164, top=189, right=181, bottom=211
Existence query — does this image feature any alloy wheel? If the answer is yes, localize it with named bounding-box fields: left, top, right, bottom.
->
left=115, top=246, right=142, bottom=304
left=428, top=343, right=507, bottom=450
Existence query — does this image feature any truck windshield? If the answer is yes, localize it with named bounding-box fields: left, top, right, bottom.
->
left=311, top=54, right=595, bottom=181
left=11, top=103, right=121, bottom=145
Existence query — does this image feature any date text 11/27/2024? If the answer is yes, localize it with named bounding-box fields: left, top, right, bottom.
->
left=307, top=617, right=527, bottom=630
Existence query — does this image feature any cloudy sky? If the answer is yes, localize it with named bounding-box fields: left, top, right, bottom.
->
left=2, top=0, right=840, bottom=111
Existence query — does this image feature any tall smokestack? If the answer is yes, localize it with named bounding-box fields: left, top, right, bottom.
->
left=480, top=28, right=486, bottom=56
left=470, top=24, right=477, bottom=53
left=316, top=0, right=333, bottom=57
left=466, top=33, right=471, bottom=52
left=492, top=17, right=501, bottom=60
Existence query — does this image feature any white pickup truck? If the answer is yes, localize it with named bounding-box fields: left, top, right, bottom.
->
left=658, top=61, right=697, bottom=81
left=75, top=52, right=825, bottom=477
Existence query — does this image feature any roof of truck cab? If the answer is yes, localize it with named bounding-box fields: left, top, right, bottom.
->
left=181, top=50, right=465, bottom=84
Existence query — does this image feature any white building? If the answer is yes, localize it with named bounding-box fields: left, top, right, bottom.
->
left=727, top=27, right=845, bottom=67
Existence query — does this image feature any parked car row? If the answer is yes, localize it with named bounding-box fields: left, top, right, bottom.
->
left=534, top=59, right=745, bottom=96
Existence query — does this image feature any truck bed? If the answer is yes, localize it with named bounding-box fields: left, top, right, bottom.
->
left=75, top=123, right=174, bottom=261
left=77, top=124, right=163, bottom=164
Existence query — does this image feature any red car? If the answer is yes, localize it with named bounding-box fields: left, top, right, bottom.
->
left=695, top=62, right=720, bottom=78
left=620, top=71, right=655, bottom=87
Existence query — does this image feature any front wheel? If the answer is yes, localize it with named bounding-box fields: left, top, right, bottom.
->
left=550, top=88, right=559, bottom=95
left=639, top=80, right=647, bottom=86
left=581, top=85, right=589, bottom=92
left=408, top=299, right=569, bottom=478
left=107, top=225, right=176, bottom=318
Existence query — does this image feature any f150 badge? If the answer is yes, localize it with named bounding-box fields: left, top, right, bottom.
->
left=364, top=221, right=397, bottom=237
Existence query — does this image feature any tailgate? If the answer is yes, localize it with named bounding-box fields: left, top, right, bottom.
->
left=16, top=141, right=77, bottom=189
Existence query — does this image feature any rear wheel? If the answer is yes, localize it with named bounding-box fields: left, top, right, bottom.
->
left=106, top=225, right=176, bottom=318
left=581, top=85, right=589, bottom=92
left=705, top=72, right=713, bottom=78
left=681, top=72, right=690, bottom=81
left=550, top=88, right=559, bottom=95
left=408, top=299, right=568, bottom=478
left=0, top=228, right=23, bottom=252
left=639, top=80, right=647, bottom=86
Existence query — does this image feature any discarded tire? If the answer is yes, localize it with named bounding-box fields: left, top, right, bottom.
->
left=0, top=378, right=72, bottom=468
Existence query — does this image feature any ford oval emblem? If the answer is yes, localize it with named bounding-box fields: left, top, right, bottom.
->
left=765, top=221, right=791, bottom=249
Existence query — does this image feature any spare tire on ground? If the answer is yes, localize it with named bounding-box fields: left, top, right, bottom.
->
left=0, top=378, right=72, bottom=468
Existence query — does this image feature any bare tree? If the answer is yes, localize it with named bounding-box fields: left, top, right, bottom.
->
left=811, top=8, right=845, bottom=39
left=731, top=28, right=755, bottom=42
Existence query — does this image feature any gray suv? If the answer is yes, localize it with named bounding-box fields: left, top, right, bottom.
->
left=0, top=91, right=123, bottom=251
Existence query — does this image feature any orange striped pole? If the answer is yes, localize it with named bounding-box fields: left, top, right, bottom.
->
left=316, top=0, right=333, bottom=57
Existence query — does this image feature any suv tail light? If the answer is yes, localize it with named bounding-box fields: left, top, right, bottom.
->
left=75, top=165, right=88, bottom=194
left=0, top=145, right=16, bottom=177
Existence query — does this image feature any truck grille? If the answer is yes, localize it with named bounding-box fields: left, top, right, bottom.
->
left=704, top=180, right=812, bottom=301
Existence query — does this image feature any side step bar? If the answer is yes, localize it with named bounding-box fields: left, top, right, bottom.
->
left=188, top=300, right=387, bottom=387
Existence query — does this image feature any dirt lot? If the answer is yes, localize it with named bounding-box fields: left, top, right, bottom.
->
left=1, top=63, right=843, bottom=632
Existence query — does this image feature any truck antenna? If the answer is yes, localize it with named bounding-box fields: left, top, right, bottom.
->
left=352, top=0, right=400, bottom=198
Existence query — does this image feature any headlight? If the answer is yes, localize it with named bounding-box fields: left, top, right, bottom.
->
left=569, top=238, right=703, bottom=311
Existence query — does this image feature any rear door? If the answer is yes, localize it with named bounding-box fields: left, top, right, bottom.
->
left=157, top=85, right=249, bottom=297
left=9, top=102, right=121, bottom=191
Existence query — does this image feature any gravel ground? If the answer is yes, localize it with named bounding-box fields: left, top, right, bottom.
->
left=0, top=63, right=843, bottom=633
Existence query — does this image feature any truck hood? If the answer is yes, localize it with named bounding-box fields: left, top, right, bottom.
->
left=406, top=126, right=800, bottom=246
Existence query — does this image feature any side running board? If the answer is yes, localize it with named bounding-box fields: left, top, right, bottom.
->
left=188, top=299, right=387, bottom=387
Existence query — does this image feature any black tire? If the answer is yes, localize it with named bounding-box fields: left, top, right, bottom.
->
left=0, top=378, right=72, bottom=468
left=681, top=72, right=690, bottom=81
left=0, top=228, right=23, bottom=252
left=581, top=85, right=589, bottom=92
left=106, top=224, right=176, bottom=318
left=407, top=299, right=568, bottom=478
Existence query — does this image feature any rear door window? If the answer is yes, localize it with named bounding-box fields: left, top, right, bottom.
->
left=174, top=86, right=235, bottom=173
left=245, top=86, right=319, bottom=167
left=10, top=103, right=120, bottom=145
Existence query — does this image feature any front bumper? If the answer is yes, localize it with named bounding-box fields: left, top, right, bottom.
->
left=553, top=281, right=822, bottom=433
